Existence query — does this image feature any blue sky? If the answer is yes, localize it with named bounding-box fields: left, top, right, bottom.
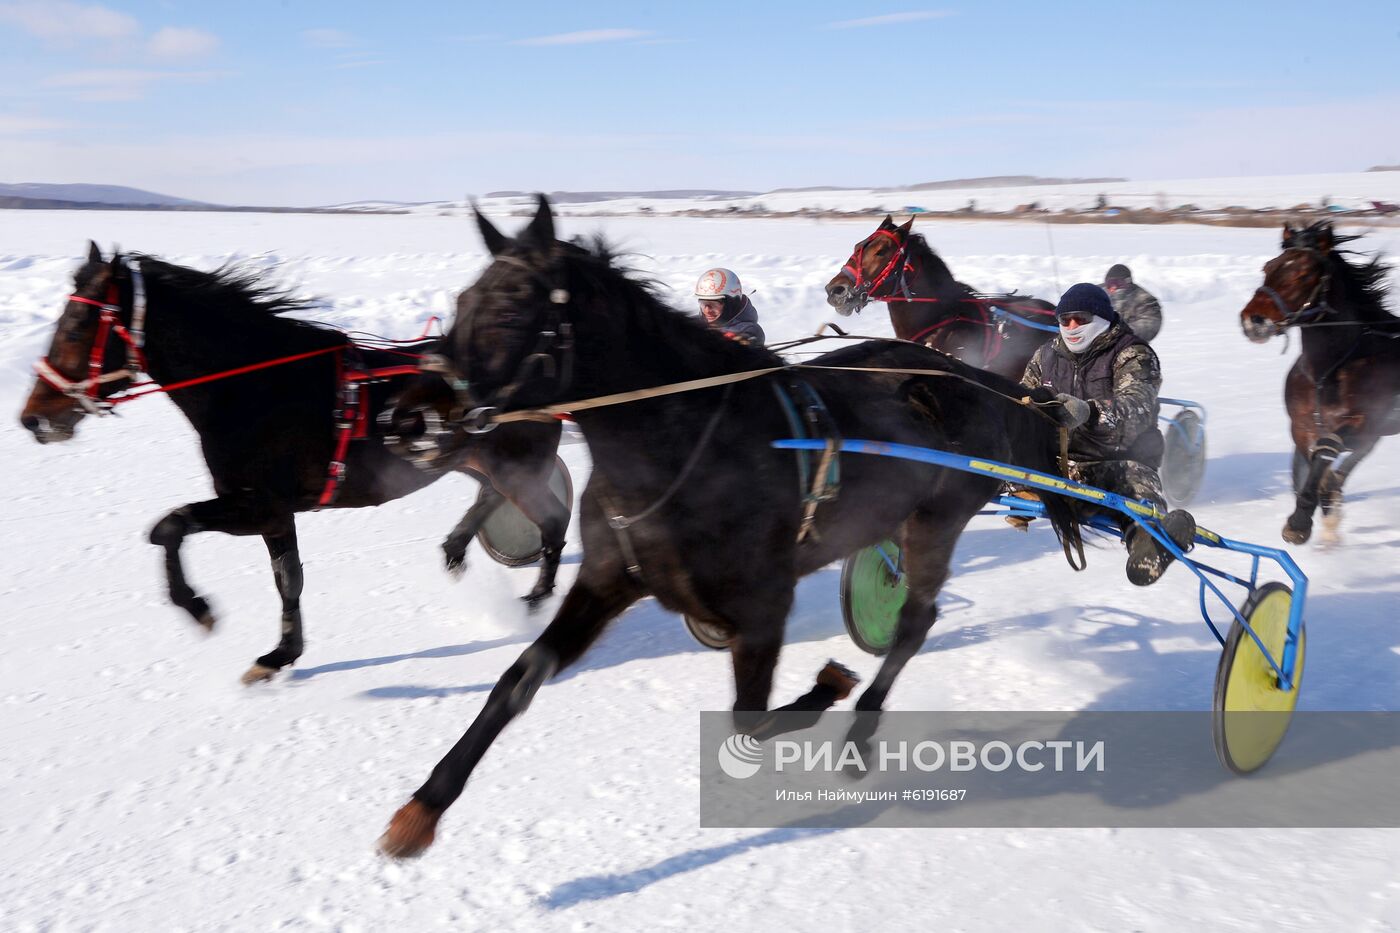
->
left=1, top=1, right=1398, bottom=205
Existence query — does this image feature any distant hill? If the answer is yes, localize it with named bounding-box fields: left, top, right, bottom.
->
left=889, top=175, right=1127, bottom=192
left=0, top=182, right=211, bottom=207
left=485, top=189, right=759, bottom=203
left=1367, top=165, right=1400, bottom=173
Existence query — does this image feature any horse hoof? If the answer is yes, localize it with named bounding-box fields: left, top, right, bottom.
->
left=240, top=664, right=277, bottom=686
left=379, top=799, right=441, bottom=859
left=443, top=553, right=467, bottom=579
left=196, top=611, right=216, bottom=633
left=1281, top=524, right=1311, bottom=545
left=817, top=660, right=861, bottom=701
left=520, top=589, right=553, bottom=609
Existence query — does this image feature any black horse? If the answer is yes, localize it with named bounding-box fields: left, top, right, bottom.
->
left=378, top=197, right=1082, bottom=857
left=19, top=243, right=569, bottom=684
left=824, top=215, right=1056, bottom=381
left=1240, top=222, right=1400, bottom=545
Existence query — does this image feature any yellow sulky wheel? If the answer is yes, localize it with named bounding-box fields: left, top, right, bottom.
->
left=1211, top=582, right=1306, bottom=774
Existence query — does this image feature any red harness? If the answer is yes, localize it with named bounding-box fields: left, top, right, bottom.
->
left=36, top=283, right=433, bottom=507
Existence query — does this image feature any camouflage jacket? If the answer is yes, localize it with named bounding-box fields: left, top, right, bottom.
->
left=1108, top=283, right=1162, bottom=343
left=1021, top=322, right=1164, bottom=465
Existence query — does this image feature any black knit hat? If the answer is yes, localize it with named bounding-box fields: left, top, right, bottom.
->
left=1057, top=283, right=1119, bottom=324
left=1104, top=263, right=1132, bottom=283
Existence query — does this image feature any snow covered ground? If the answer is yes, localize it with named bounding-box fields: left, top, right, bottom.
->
left=3, top=208, right=1399, bottom=931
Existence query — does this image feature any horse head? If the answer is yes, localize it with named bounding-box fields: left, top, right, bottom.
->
left=824, top=214, right=915, bottom=315
left=1240, top=222, right=1338, bottom=343
left=19, top=241, right=140, bottom=443
left=444, top=195, right=581, bottom=419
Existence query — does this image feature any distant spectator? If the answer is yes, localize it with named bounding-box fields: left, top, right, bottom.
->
left=1102, top=264, right=1162, bottom=342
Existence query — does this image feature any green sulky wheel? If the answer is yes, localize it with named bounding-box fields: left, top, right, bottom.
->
left=1212, top=581, right=1307, bottom=775
left=477, top=456, right=575, bottom=567
left=839, top=540, right=907, bottom=656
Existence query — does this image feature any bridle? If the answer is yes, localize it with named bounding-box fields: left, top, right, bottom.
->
left=33, top=258, right=151, bottom=415
left=1251, top=245, right=1335, bottom=335
left=425, top=253, right=576, bottom=433
left=836, top=229, right=914, bottom=310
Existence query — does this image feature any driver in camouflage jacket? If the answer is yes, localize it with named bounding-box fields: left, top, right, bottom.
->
left=1021, top=283, right=1193, bottom=586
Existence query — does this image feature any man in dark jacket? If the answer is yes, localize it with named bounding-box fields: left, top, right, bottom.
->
left=695, top=267, right=765, bottom=346
left=1102, top=263, right=1162, bottom=342
left=1022, top=283, right=1193, bottom=585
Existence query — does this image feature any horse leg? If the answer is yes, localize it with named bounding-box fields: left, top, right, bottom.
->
left=148, top=497, right=294, bottom=677
left=728, top=596, right=856, bottom=739
left=1284, top=434, right=1343, bottom=545
left=440, top=480, right=503, bottom=576
left=241, top=524, right=306, bottom=685
left=379, top=573, right=638, bottom=859
left=148, top=505, right=216, bottom=630
left=1318, top=433, right=1380, bottom=547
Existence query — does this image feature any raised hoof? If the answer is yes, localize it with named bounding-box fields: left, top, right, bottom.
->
left=816, top=660, right=862, bottom=701
left=442, top=551, right=467, bottom=579
left=1281, top=522, right=1311, bottom=545
left=240, top=664, right=278, bottom=686
left=1004, top=515, right=1032, bottom=532
left=379, top=799, right=441, bottom=859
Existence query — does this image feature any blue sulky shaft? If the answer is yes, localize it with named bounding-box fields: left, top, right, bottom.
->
left=772, top=437, right=1306, bottom=690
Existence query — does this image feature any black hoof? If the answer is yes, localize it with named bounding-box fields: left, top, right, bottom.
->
left=1282, top=514, right=1312, bottom=545
left=187, top=596, right=215, bottom=631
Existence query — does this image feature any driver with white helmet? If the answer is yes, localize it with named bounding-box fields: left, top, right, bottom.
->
left=694, top=268, right=765, bottom=346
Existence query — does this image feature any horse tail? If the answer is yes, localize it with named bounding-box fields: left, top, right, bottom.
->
left=1039, top=487, right=1086, bottom=571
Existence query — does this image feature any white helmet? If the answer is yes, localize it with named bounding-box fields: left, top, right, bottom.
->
left=695, top=268, right=743, bottom=300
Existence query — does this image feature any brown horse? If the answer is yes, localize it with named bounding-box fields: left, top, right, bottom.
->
left=824, top=215, right=1057, bottom=380
left=1240, top=222, right=1400, bottom=545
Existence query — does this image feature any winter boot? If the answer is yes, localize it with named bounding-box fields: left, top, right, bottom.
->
left=1125, top=510, right=1196, bottom=587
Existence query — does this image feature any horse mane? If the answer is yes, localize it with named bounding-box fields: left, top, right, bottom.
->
left=904, top=234, right=977, bottom=301
left=1290, top=223, right=1398, bottom=324
left=129, top=253, right=347, bottom=347
left=563, top=235, right=783, bottom=374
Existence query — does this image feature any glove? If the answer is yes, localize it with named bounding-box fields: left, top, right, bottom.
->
left=1054, top=393, right=1092, bottom=429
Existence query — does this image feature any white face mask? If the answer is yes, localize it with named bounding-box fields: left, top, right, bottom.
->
left=1060, top=315, right=1111, bottom=353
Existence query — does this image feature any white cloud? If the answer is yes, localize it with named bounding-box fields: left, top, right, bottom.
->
left=302, top=28, right=358, bottom=48
left=0, top=0, right=138, bottom=42
left=514, top=28, right=652, bottom=46
left=0, top=113, right=69, bottom=134
left=824, top=10, right=954, bottom=29
left=42, top=69, right=222, bottom=102
left=148, top=26, right=220, bottom=59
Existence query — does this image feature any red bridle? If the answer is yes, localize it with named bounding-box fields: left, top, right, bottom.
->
left=33, top=282, right=153, bottom=414
left=839, top=229, right=915, bottom=303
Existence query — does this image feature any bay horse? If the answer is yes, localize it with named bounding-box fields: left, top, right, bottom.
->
left=824, top=215, right=1057, bottom=381
left=378, top=196, right=1082, bottom=858
left=19, top=243, right=569, bottom=684
left=1240, top=222, right=1400, bottom=545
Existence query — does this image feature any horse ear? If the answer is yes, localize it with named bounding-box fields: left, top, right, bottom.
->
left=1317, top=224, right=1335, bottom=254
left=473, top=203, right=509, bottom=256
left=896, top=216, right=915, bottom=237
left=1281, top=224, right=1295, bottom=246
left=879, top=215, right=896, bottom=230
left=523, top=193, right=555, bottom=246
left=87, top=240, right=102, bottom=264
